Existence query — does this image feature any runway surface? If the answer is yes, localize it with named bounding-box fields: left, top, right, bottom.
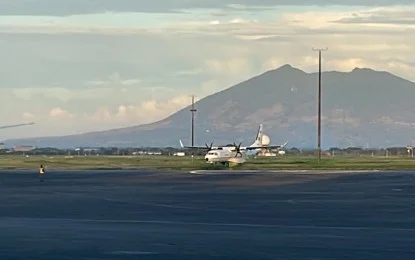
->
left=1, top=169, right=415, bottom=259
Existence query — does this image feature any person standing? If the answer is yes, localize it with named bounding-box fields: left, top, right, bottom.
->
left=39, top=164, right=45, bottom=182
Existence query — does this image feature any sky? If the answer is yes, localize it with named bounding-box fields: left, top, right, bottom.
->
left=0, top=0, right=414, bottom=139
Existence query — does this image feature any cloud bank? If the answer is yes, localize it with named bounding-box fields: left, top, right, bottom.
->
left=0, top=1, right=414, bottom=16
left=0, top=4, right=414, bottom=139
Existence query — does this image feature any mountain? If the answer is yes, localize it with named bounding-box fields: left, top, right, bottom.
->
left=5, top=64, right=415, bottom=149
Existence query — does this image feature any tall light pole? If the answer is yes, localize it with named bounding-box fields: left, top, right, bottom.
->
left=190, top=95, right=197, bottom=147
left=312, top=47, right=328, bottom=162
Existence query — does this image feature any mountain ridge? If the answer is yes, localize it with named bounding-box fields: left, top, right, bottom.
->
left=4, top=64, right=415, bottom=148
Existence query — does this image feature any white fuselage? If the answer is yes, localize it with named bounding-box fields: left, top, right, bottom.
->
left=203, top=125, right=263, bottom=163
left=204, top=148, right=241, bottom=163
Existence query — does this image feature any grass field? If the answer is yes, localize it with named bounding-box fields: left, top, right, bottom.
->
left=0, top=154, right=415, bottom=171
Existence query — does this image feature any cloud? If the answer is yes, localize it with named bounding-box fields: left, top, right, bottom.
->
left=82, top=95, right=194, bottom=126
left=13, top=87, right=73, bottom=102
left=377, top=116, right=415, bottom=128
left=115, top=95, right=191, bottom=122
left=1, top=6, right=414, bottom=39
left=167, top=68, right=204, bottom=77
left=1, top=4, right=415, bottom=140
left=0, top=1, right=413, bottom=16
left=22, top=112, right=35, bottom=120
left=87, top=107, right=111, bottom=122
left=333, top=7, right=415, bottom=25
left=49, top=107, right=73, bottom=118
left=84, top=73, right=141, bottom=87
left=205, top=58, right=252, bottom=75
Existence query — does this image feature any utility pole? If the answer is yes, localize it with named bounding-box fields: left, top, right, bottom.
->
left=190, top=95, right=197, bottom=147
left=312, top=47, right=328, bottom=163
left=189, top=95, right=197, bottom=163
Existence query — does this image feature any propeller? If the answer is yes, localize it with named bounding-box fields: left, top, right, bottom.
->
left=205, top=142, right=214, bottom=151
left=232, top=142, right=243, bottom=157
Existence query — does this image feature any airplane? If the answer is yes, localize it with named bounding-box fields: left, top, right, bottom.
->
left=180, top=124, right=269, bottom=153
left=180, top=124, right=288, bottom=166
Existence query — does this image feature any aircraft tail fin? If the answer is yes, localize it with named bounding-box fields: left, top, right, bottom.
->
left=252, top=124, right=263, bottom=146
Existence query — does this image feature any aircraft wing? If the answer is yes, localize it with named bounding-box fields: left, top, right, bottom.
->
left=245, top=141, right=288, bottom=150
left=0, top=122, right=35, bottom=129
left=179, top=140, right=211, bottom=149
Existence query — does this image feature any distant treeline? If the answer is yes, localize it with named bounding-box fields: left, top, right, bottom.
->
left=1, top=146, right=414, bottom=157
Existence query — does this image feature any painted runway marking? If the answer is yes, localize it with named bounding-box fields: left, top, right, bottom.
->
left=100, top=197, right=238, bottom=213
left=2, top=217, right=415, bottom=232
left=108, top=251, right=159, bottom=255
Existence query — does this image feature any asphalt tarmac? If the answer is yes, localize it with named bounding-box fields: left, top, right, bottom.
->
left=1, top=169, right=415, bottom=259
